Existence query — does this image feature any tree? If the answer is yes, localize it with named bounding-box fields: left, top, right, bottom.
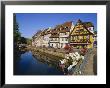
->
left=14, top=14, right=21, bottom=44
left=26, top=38, right=32, bottom=45
left=94, top=30, right=97, bottom=34
left=20, top=37, right=27, bottom=44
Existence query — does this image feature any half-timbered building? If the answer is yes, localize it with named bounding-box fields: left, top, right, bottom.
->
left=70, top=19, right=94, bottom=48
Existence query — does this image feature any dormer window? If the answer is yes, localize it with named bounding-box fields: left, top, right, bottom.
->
left=65, top=27, right=66, bottom=28
left=65, top=26, right=68, bottom=29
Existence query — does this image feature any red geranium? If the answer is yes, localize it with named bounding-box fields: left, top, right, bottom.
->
left=64, top=44, right=70, bottom=50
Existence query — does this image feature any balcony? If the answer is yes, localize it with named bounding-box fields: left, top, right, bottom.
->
left=70, top=39, right=91, bottom=45
left=49, top=39, right=59, bottom=43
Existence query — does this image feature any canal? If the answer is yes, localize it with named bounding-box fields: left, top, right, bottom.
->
left=14, top=51, right=64, bottom=75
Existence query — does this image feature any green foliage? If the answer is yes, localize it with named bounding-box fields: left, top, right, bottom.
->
left=68, top=57, right=73, bottom=65
left=20, top=37, right=27, bottom=44
left=94, top=31, right=97, bottom=34
left=14, top=14, right=21, bottom=44
left=26, top=38, right=32, bottom=45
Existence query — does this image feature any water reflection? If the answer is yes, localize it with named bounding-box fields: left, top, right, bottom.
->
left=14, top=51, right=64, bottom=75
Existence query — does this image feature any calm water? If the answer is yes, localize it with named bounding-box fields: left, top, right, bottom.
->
left=14, top=51, right=64, bottom=75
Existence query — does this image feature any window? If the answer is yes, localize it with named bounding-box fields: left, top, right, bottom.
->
left=65, top=38, right=68, bottom=41
left=71, top=36, right=73, bottom=40
left=56, top=44, right=58, bottom=48
left=67, top=32, right=69, bottom=35
left=61, top=43, right=63, bottom=48
left=55, top=38, right=56, bottom=41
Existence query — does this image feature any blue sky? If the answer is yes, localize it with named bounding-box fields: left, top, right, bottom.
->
left=16, top=13, right=97, bottom=38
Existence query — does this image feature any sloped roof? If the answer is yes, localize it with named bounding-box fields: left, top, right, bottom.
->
left=62, top=21, right=73, bottom=29
left=50, top=33, right=59, bottom=38
left=44, top=28, right=52, bottom=34
left=55, top=21, right=73, bottom=33
left=51, top=28, right=59, bottom=34
left=83, top=22, right=94, bottom=28
left=70, top=19, right=94, bottom=36
left=40, top=28, right=49, bottom=36
left=32, top=30, right=42, bottom=39
left=76, top=19, right=94, bottom=28
left=60, top=27, right=70, bottom=33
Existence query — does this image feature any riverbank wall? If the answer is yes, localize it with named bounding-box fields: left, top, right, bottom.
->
left=28, top=46, right=65, bottom=60
left=27, top=46, right=97, bottom=75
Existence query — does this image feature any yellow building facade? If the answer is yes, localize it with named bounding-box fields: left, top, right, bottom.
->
left=70, top=19, right=94, bottom=49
